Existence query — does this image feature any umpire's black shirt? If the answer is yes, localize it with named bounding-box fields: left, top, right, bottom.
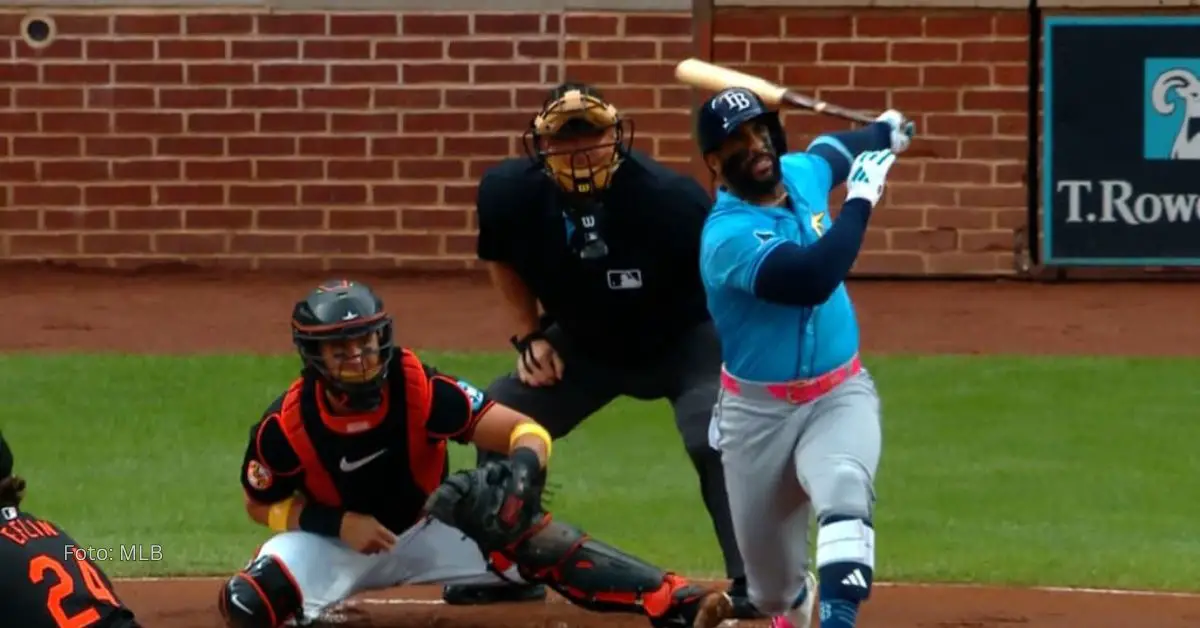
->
left=477, top=150, right=712, bottom=364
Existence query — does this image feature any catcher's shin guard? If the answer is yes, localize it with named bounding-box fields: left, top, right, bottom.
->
left=217, top=555, right=303, bottom=628
left=501, top=515, right=733, bottom=628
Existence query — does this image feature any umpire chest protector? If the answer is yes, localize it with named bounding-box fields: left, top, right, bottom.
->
left=499, top=154, right=710, bottom=354
left=275, top=350, right=449, bottom=535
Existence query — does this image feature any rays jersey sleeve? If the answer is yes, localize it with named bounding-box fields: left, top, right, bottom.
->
left=700, top=208, right=786, bottom=294
left=780, top=151, right=836, bottom=208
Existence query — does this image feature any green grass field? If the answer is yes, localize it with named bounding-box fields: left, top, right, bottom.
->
left=3, top=352, right=1199, bottom=591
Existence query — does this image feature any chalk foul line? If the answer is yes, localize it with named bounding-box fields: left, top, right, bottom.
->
left=113, top=576, right=1200, bottom=601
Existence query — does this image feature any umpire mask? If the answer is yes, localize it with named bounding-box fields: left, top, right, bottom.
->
left=525, top=83, right=633, bottom=261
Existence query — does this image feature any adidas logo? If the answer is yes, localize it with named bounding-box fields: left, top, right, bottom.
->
left=841, top=568, right=868, bottom=588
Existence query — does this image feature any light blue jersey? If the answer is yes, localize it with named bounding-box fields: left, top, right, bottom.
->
left=699, top=151, right=861, bottom=382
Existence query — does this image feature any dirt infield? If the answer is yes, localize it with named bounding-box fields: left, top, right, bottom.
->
left=7, top=266, right=1200, bottom=627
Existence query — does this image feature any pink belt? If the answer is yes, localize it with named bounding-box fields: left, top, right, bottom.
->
left=720, top=355, right=862, bottom=405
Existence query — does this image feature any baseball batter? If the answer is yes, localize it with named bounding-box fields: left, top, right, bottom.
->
left=693, top=88, right=913, bottom=628
left=217, top=279, right=733, bottom=628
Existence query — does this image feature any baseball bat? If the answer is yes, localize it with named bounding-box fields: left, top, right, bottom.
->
left=674, top=58, right=877, bottom=125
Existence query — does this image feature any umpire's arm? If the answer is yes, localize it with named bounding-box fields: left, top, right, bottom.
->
left=475, top=168, right=542, bottom=340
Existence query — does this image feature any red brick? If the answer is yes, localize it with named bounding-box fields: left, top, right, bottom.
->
left=84, top=185, right=153, bottom=207
left=258, top=14, right=327, bottom=36
left=17, top=39, right=82, bottom=59
left=185, top=209, right=253, bottom=230
left=404, top=64, right=470, bottom=84
left=475, top=14, right=541, bottom=35
left=161, top=88, right=228, bottom=109
left=0, top=160, right=37, bottom=180
left=54, top=15, right=111, bottom=35
left=233, top=40, right=299, bottom=59
left=44, top=63, right=111, bottom=83
left=232, top=88, right=298, bottom=108
left=0, top=63, right=38, bottom=83
left=821, top=42, right=886, bottom=63
left=854, top=65, right=920, bottom=88
left=303, top=88, right=370, bottom=109
left=330, top=14, right=399, bottom=36
left=374, top=184, right=439, bottom=205
left=41, top=160, right=109, bottom=181
left=188, top=64, right=254, bottom=84
left=301, top=137, right=367, bottom=156
left=785, top=16, right=853, bottom=38
left=403, top=14, right=469, bottom=36
left=855, top=15, right=923, bottom=37
left=626, top=15, right=690, bottom=36
left=232, top=234, right=298, bottom=254
left=445, top=89, right=512, bottom=109
left=621, top=64, right=676, bottom=84
left=187, top=15, right=253, bottom=35
left=474, top=63, right=540, bottom=84
left=375, top=234, right=441, bottom=255
left=259, top=64, right=325, bottom=84
left=10, top=234, right=79, bottom=256
left=371, top=137, right=440, bottom=157
left=13, top=136, right=79, bottom=157
left=302, top=234, right=370, bottom=254
left=112, top=160, right=180, bottom=181
left=157, top=233, right=227, bottom=255
left=42, top=209, right=110, bottom=230
left=116, top=63, right=183, bottom=84
left=891, top=42, right=959, bottom=63
left=12, top=186, right=82, bottom=207
left=83, top=233, right=151, bottom=254
left=396, top=160, right=465, bottom=180
left=303, top=40, right=370, bottom=60
left=159, top=39, right=228, bottom=60
left=88, top=87, right=155, bottom=108
left=185, top=160, right=252, bottom=180
left=713, top=14, right=781, bottom=39
left=327, top=160, right=395, bottom=180
left=375, top=41, right=442, bottom=60
left=230, top=185, right=298, bottom=206
left=257, top=210, right=323, bottom=230
left=158, top=137, right=223, bottom=157
left=926, top=16, right=994, bottom=38
left=783, top=65, right=852, bottom=88
left=449, top=41, right=514, bottom=60
left=564, top=15, right=619, bottom=36
left=328, top=209, right=398, bottom=230
left=261, top=112, right=327, bottom=133
left=158, top=185, right=224, bottom=206
left=963, top=90, right=1026, bottom=111
left=892, top=90, right=959, bottom=113
left=86, top=40, right=155, bottom=60
left=444, top=136, right=511, bottom=157
left=115, top=15, right=180, bottom=35
left=332, top=65, right=399, bottom=84
left=257, top=160, right=322, bottom=180
left=749, top=42, right=818, bottom=63
left=331, top=113, right=398, bottom=133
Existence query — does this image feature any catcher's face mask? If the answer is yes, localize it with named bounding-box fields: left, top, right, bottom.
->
left=524, top=87, right=633, bottom=197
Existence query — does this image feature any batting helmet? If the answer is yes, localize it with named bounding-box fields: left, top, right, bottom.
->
left=522, top=82, right=634, bottom=196
left=291, top=279, right=395, bottom=411
left=695, top=87, right=789, bottom=157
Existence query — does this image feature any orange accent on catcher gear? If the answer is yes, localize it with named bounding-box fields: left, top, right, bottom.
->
left=523, top=84, right=634, bottom=196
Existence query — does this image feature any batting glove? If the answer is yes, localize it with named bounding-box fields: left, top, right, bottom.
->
left=845, top=149, right=898, bottom=208
left=875, top=109, right=914, bottom=154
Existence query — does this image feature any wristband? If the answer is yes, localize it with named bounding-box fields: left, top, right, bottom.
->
left=267, top=497, right=294, bottom=532
left=298, top=503, right=343, bottom=538
left=508, top=422, right=552, bottom=462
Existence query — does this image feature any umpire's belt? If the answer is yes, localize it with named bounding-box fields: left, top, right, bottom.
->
left=719, top=354, right=862, bottom=405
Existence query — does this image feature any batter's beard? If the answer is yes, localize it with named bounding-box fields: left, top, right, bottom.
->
left=721, top=150, right=781, bottom=200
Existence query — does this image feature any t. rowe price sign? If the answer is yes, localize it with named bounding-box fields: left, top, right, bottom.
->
left=1043, top=16, right=1200, bottom=266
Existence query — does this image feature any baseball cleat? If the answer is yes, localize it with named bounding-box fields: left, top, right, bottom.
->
left=781, top=571, right=817, bottom=628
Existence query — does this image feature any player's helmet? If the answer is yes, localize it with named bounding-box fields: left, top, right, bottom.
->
left=522, top=82, right=635, bottom=197
left=695, top=87, right=789, bottom=156
left=291, top=279, right=395, bottom=411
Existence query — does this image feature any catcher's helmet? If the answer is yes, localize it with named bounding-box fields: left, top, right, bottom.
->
left=695, top=87, right=789, bottom=157
left=522, top=82, right=634, bottom=196
left=291, top=279, right=395, bottom=411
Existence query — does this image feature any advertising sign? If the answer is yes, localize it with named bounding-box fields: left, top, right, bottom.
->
left=1043, top=17, right=1200, bottom=265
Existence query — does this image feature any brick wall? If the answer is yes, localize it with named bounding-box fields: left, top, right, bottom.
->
left=0, top=3, right=1097, bottom=275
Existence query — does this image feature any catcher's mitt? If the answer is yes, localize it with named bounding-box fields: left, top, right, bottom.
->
left=422, top=456, right=544, bottom=553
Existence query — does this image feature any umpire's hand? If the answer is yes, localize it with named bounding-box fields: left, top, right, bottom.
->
left=518, top=338, right=564, bottom=387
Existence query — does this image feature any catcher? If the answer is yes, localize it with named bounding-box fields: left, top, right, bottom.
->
left=217, top=279, right=734, bottom=628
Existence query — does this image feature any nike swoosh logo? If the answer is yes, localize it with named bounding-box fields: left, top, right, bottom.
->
left=231, top=595, right=252, bottom=615
left=340, top=449, right=387, bottom=472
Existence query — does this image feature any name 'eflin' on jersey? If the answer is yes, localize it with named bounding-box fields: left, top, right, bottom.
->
left=699, top=152, right=861, bottom=382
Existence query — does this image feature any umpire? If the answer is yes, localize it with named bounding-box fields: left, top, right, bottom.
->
left=441, top=82, right=761, bottom=619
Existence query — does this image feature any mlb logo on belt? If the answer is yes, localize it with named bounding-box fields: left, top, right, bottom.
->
left=606, top=269, right=643, bottom=290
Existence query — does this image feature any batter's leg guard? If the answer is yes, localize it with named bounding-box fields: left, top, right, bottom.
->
left=500, top=514, right=733, bottom=628
left=814, top=516, right=875, bottom=628
left=217, top=555, right=303, bottom=628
